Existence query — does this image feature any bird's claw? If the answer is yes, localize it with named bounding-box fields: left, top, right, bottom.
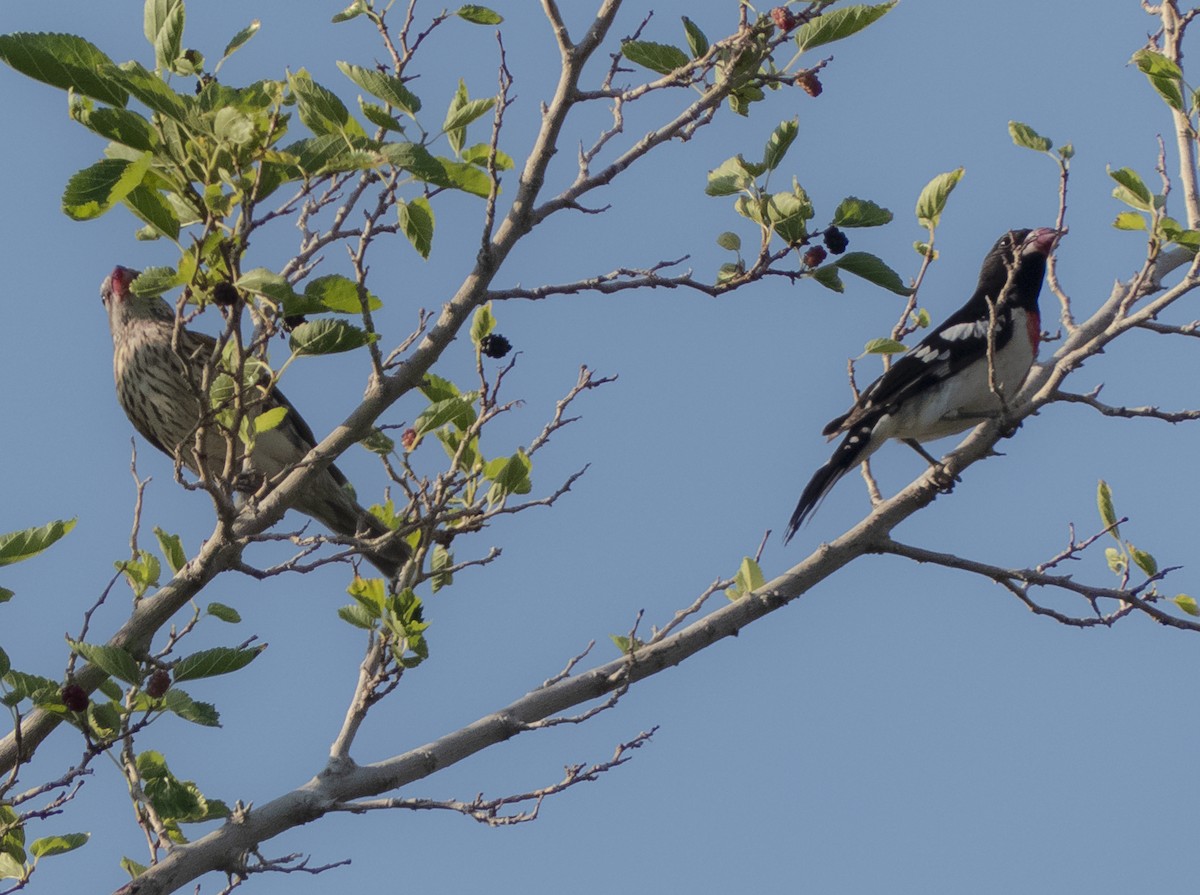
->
left=929, top=463, right=960, bottom=494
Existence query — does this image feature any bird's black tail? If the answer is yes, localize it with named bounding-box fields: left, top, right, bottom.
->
left=783, top=421, right=877, bottom=543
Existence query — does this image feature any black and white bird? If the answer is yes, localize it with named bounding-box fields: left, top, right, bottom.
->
left=783, top=227, right=1061, bottom=542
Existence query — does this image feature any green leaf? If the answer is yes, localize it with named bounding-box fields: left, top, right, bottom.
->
left=621, top=40, right=690, bottom=75
left=682, top=16, right=709, bottom=58
left=254, top=406, right=288, bottom=434
left=763, top=118, right=798, bottom=171
left=724, top=556, right=766, bottom=600
left=767, top=192, right=811, bottom=244
left=205, top=602, right=241, bottom=623
left=1008, top=120, right=1052, bottom=152
left=1113, top=211, right=1146, bottom=231
left=811, top=265, right=844, bottom=292
left=795, top=2, right=897, bottom=54
left=443, top=90, right=494, bottom=150
left=457, top=5, right=503, bottom=24
left=303, top=274, right=382, bottom=313
left=1097, top=480, right=1120, bottom=537
left=414, top=395, right=478, bottom=436
left=70, top=101, right=155, bottom=151
left=1173, top=594, right=1199, bottom=616
left=0, top=32, right=127, bottom=107
left=338, top=603, right=377, bottom=628
left=916, top=167, right=964, bottom=229
left=435, top=158, right=492, bottom=196
left=161, top=688, right=220, bottom=726
left=29, top=833, right=89, bottom=859
left=430, top=544, right=453, bottom=593
left=461, top=143, right=514, bottom=170
left=833, top=196, right=893, bottom=228
left=471, top=302, right=496, bottom=346
left=144, top=0, right=185, bottom=74
left=109, top=60, right=189, bottom=121
left=398, top=196, right=435, bottom=258
left=235, top=267, right=299, bottom=306
left=130, top=265, right=181, bottom=297
left=154, top=527, right=186, bottom=574
left=717, top=231, right=741, bottom=252
left=218, top=20, right=260, bottom=69
left=1108, top=166, right=1155, bottom=212
left=485, top=450, right=532, bottom=496
left=173, top=645, right=265, bottom=682
left=833, top=252, right=911, bottom=295
left=124, top=185, right=181, bottom=241
left=1105, top=546, right=1126, bottom=573
left=0, top=648, right=10, bottom=677
left=864, top=337, right=906, bottom=354
left=289, top=319, right=378, bottom=356
left=331, top=0, right=369, bottom=23
left=1130, top=546, right=1158, bottom=577
left=288, top=69, right=365, bottom=138
left=705, top=156, right=755, bottom=197
left=68, top=640, right=140, bottom=684
left=62, top=154, right=152, bottom=220
left=359, top=99, right=403, bottom=132
left=0, top=519, right=75, bottom=567
left=337, top=61, right=421, bottom=116
left=1132, top=48, right=1185, bottom=112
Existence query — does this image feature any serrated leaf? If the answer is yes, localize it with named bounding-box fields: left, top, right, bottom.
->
left=763, top=118, right=798, bottom=171
left=916, top=167, right=964, bottom=229
left=303, top=274, right=382, bottom=313
left=430, top=544, right=453, bottom=593
left=173, top=645, right=265, bottom=683
left=621, top=40, right=690, bottom=75
left=0, top=648, right=9, bottom=677
left=706, top=156, right=755, bottom=197
left=108, top=60, right=189, bottom=121
left=254, top=406, right=288, bottom=434
left=766, top=188, right=813, bottom=244
left=144, top=0, right=185, bottom=74
left=443, top=95, right=495, bottom=139
left=1130, top=546, right=1158, bottom=577
left=1133, top=48, right=1185, bottom=112
left=68, top=640, right=140, bottom=684
left=161, top=688, right=220, bottom=726
left=833, top=196, right=893, bottom=228
left=461, top=143, right=514, bottom=170
left=398, top=196, right=434, bottom=258
left=1108, top=166, right=1155, bottom=211
left=289, top=319, right=378, bottom=356
left=205, top=602, right=241, bottom=623
left=717, top=231, right=741, bottom=252
left=485, top=450, right=532, bottom=496
left=1008, top=120, right=1052, bottom=152
left=795, top=2, right=897, bottom=54
left=29, top=833, right=89, bottom=859
left=1097, top=479, right=1120, bottom=537
left=864, top=337, right=906, bottom=354
left=1173, top=594, right=1199, bottom=616
left=0, top=519, right=76, bottom=567
left=1105, top=546, right=1126, bottom=573
left=289, top=69, right=364, bottom=138
left=0, top=32, right=127, bottom=107
left=360, top=99, right=404, bottom=132
left=1113, top=211, right=1147, bottom=231
left=457, top=5, right=503, bottom=24
left=811, top=265, right=844, bottom=292
left=62, top=154, right=152, bottom=220
left=833, top=252, right=911, bottom=295
left=682, top=16, right=709, bottom=58
left=332, top=0, right=368, bottom=23
left=414, top=395, right=478, bottom=436
left=130, top=266, right=180, bottom=297
left=218, top=20, right=260, bottom=69
left=124, top=185, right=181, bottom=241
left=153, top=527, right=186, bottom=575
left=70, top=102, right=155, bottom=151
left=338, top=603, right=377, bottom=628
left=471, top=302, right=496, bottom=345
left=337, top=61, right=421, bottom=117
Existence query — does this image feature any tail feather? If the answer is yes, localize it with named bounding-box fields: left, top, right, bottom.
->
left=783, top=422, right=877, bottom=543
left=297, top=474, right=411, bottom=579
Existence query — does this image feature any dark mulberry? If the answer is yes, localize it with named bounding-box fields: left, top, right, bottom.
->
left=480, top=334, right=512, bottom=359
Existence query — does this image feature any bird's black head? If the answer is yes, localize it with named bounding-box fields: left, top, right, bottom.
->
left=977, top=227, right=1061, bottom=309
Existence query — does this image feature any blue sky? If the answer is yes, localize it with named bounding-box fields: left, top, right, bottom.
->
left=1, top=2, right=1197, bottom=893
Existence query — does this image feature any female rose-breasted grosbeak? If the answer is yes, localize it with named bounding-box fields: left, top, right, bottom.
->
left=783, top=227, right=1061, bottom=543
left=101, top=265, right=409, bottom=578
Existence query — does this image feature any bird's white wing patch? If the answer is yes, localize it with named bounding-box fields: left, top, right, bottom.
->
left=939, top=319, right=991, bottom=342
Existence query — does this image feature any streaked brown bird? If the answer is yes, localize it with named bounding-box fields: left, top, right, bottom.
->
left=100, top=265, right=407, bottom=578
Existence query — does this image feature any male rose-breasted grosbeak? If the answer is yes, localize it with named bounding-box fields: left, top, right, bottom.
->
left=783, top=227, right=1061, bottom=543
